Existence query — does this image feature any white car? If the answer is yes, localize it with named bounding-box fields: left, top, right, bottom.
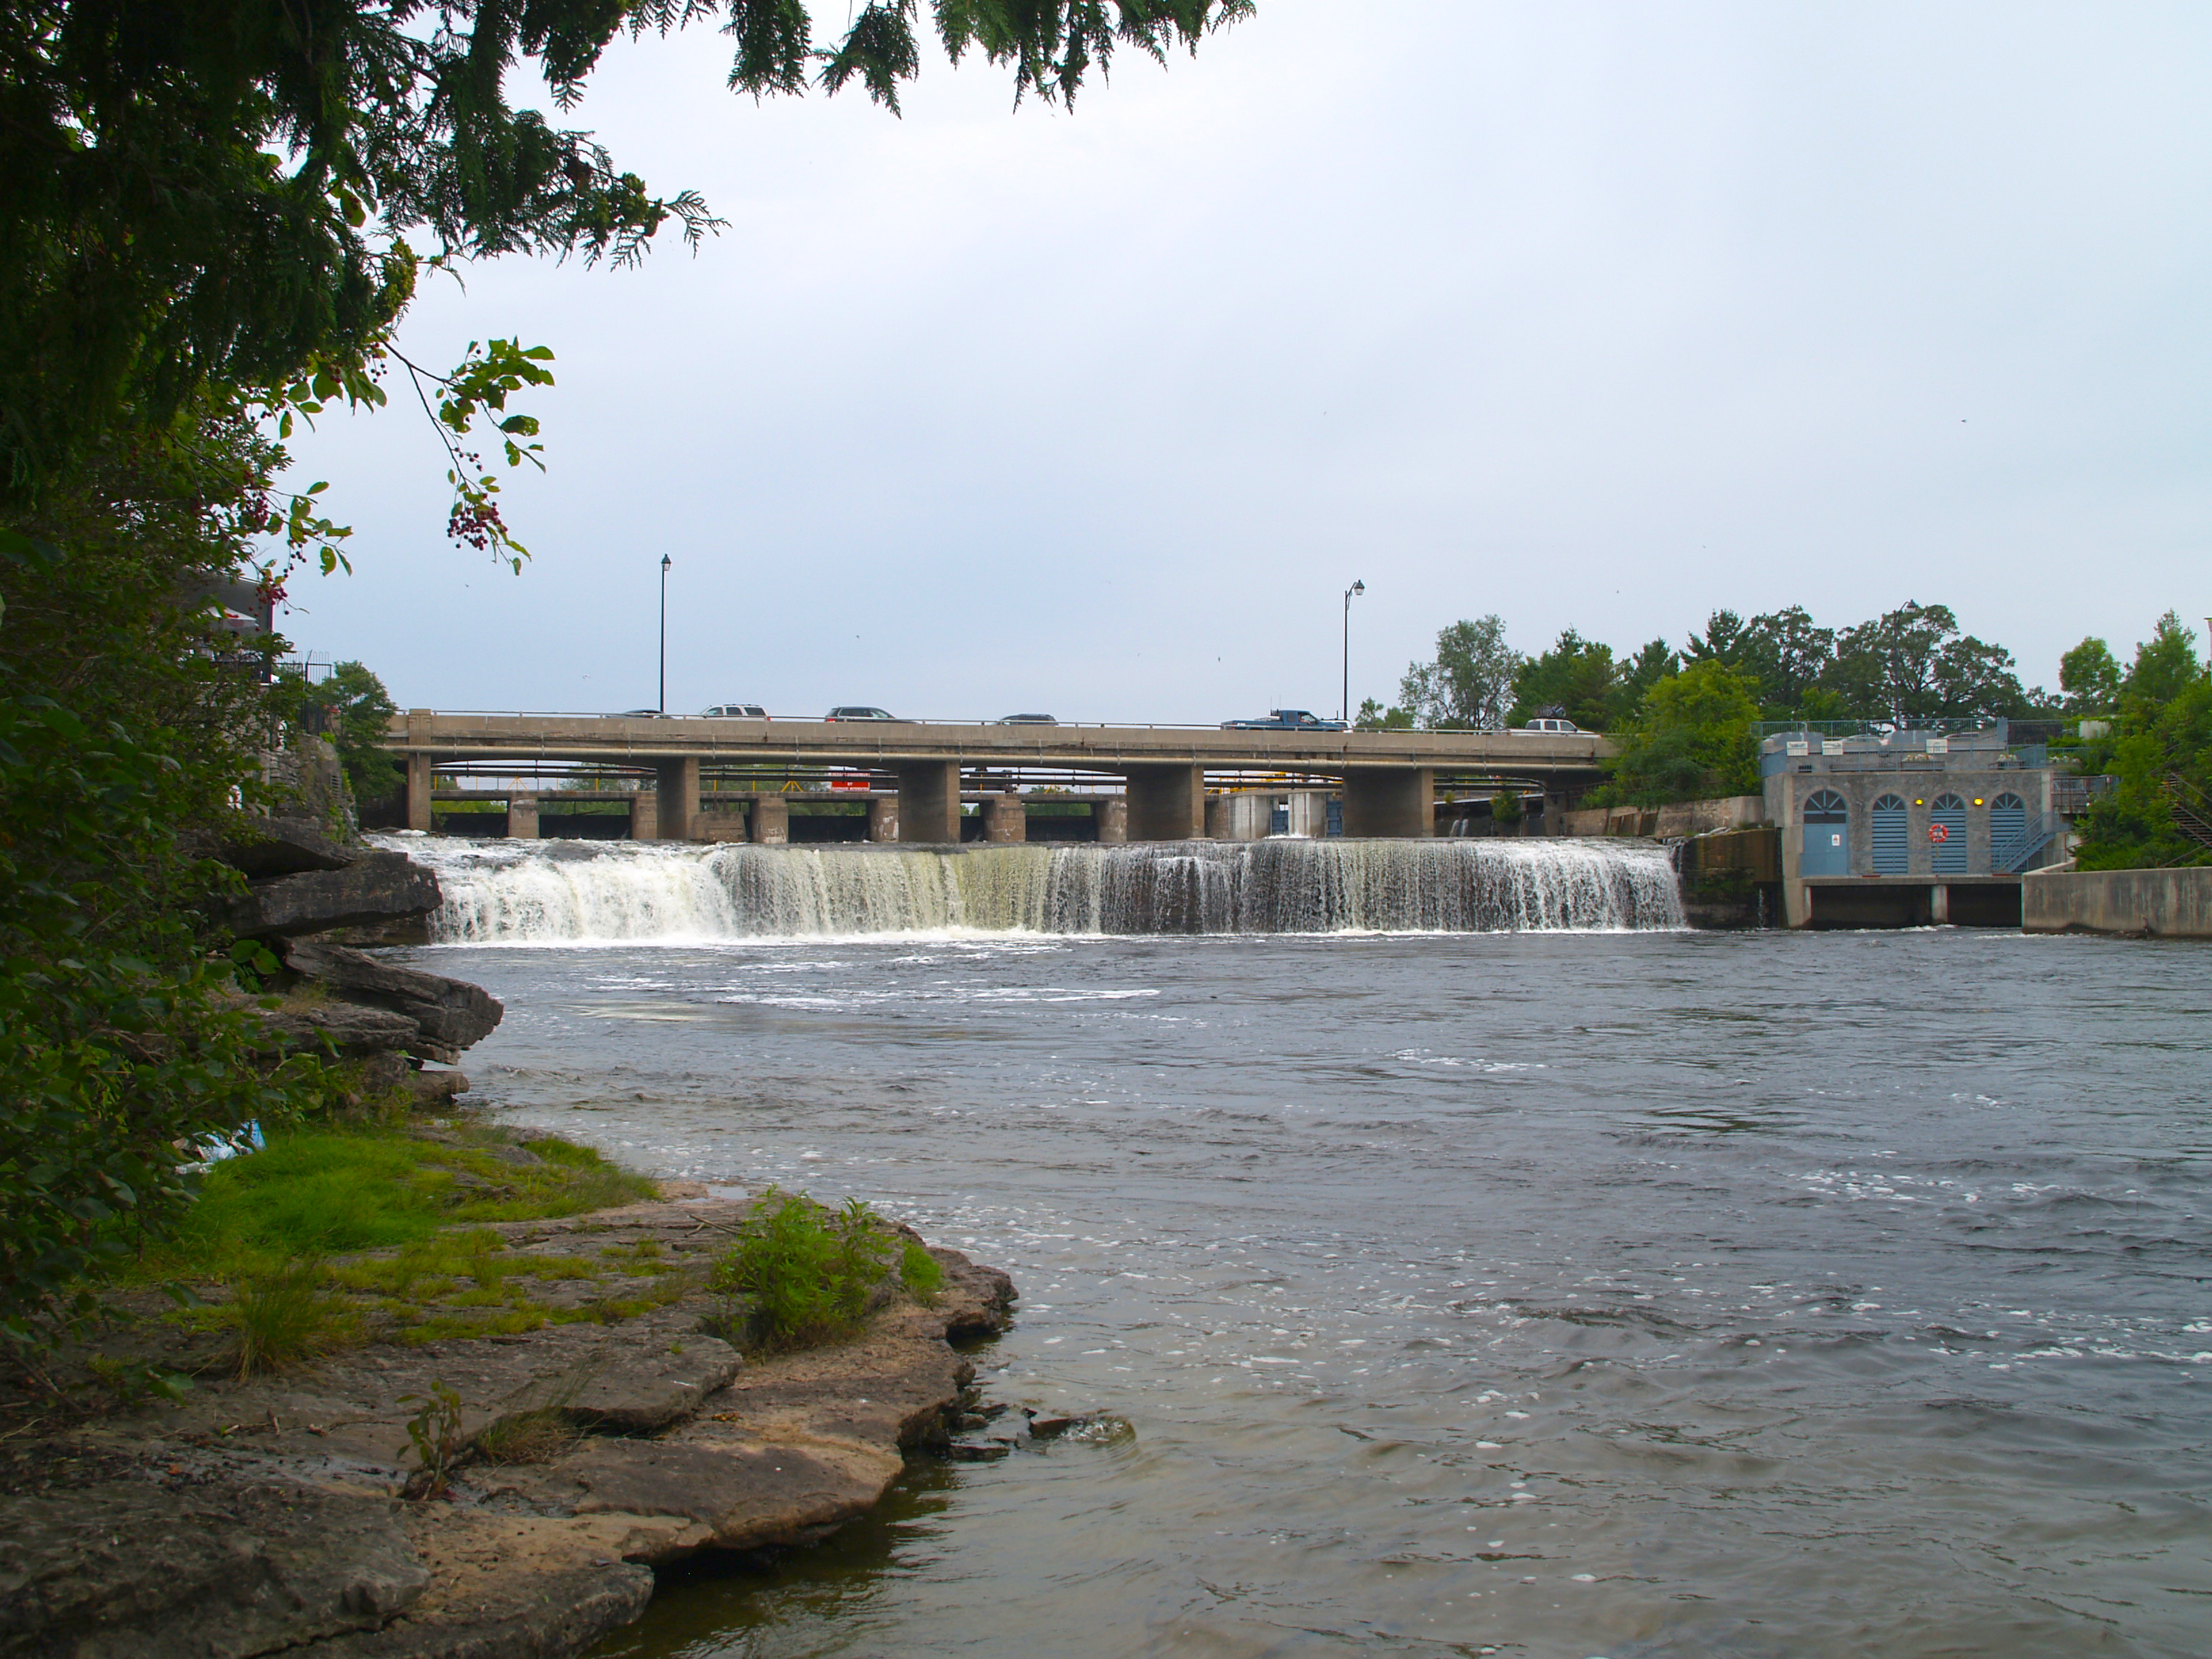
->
left=701, top=703, right=769, bottom=720
left=1515, top=718, right=1581, bottom=733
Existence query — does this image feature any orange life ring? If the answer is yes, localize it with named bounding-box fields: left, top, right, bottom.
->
left=1928, top=823, right=1950, bottom=843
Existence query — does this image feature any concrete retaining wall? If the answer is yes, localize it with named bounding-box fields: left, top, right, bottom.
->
left=2022, top=866, right=2212, bottom=937
left=1564, top=795, right=1766, bottom=838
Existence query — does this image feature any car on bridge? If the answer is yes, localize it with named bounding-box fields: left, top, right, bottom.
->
left=1514, top=717, right=1582, bottom=734
left=825, top=705, right=899, bottom=722
left=995, top=712, right=1058, bottom=725
left=1220, top=709, right=1348, bottom=731
left=701, top=703, right=769, bottom=720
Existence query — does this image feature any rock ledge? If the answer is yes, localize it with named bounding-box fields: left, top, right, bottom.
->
left=0, top=1200, right=1015, bottom=1659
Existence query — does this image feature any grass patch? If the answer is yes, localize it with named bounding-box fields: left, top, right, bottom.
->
left=188, top=1258, right=359, bottom=1378
left=154, top=1123, right=657, bottom=1280
left=705, top=1190, right=941, bottom=1353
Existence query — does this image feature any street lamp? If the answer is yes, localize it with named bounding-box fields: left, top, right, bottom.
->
left=1341, top=579, right=1366, bottom=724
left=658, top=554, right=672, bottom=714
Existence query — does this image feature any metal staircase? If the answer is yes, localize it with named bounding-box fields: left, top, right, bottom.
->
left=2165, top=774, right=2212, bottom=853
left=1991, top=811, right=2058, bottom=874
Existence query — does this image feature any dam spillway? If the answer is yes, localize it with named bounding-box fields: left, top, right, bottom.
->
left=386, top=837, right=1684, bottom=943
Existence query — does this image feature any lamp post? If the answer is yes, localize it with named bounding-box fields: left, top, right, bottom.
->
left=1341, top=579, right=1365, bottom=724
left=658, top=554, right=672, bottom=714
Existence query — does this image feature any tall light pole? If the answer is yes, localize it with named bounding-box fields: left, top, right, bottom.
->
left=658, top=554, right=672, bottom=714
left=1341, top=579, right=1366, bottom=724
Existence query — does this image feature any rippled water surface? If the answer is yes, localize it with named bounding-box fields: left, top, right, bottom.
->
left=405, top=928, right=2212, bottom=1658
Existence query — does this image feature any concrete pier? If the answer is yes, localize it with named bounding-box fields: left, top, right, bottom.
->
left=981, top=795, right=1027, bottom=843
left=750, top=796, right=789, bottom=844
left=895, top=761, right=962, bottom=844
left=630, top=792, right=657, bottom=841
left=656, top=758, right=699, bottom=842
left=868, top=798, right=899, bottom=842
left=1343, top=767, right=1434, bottom=838
left=1126, top=764, right=1206, bottom=842
left=1096, top=798, right=1128, bottom=844
left=507, top=793, right=539, bottom=839
left=407, top=752, right=434, bottom=832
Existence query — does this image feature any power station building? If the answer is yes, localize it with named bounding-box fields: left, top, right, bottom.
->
left=1762, top=722, right=2064, bottom=927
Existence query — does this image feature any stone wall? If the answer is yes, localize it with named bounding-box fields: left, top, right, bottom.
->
left=1563, top=794, right=1766, bottom=838
left=2022, top=866, right=2212, bottom=938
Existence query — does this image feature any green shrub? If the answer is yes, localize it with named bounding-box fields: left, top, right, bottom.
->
left=707, top=1191, right=933, bottom=1353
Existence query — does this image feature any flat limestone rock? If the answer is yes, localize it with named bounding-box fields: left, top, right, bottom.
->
left=228, top=852, right=441, bottom=940
left=548, top=1439, right=893, bottom=1551
left=306, top=1512, right=657, bottom=1659
left=254, top=1000, right=424, bottom=1057
left=1, top=1199, right=1019, bottom=1659
left=562, top=1337, right=743, bottom=1433
left=281, top=939, right=504, bottom=1061
left=0, top=1480, right=428, bottom=1659
left=222, top=815, right=359, bottom=878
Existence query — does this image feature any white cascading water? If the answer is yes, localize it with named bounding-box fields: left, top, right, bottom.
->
left=380, top=835, right=1684, bottom=943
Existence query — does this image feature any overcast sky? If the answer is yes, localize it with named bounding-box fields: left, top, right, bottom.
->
left=281, top=1, right=2210, bottom=722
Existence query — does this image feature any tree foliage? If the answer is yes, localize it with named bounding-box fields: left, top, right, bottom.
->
left=2058, top=636, right=2122, bottom=716
left=270, top=660, right=400, bottom=806
left=1396, top=615, right=1521, bottom=730
left=0, top=423, right=327, bottom=1349
left=1508, top=630, right=1620, bottom=731
left=0, top=0, right=1248, bottom=1355
left=1597, top=661, right=1762, bottom=808
left=2073, top=613, right=2210, bottom=871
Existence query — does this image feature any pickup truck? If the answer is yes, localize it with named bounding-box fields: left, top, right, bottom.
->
left=1220, top=709, right=1348, bottom=731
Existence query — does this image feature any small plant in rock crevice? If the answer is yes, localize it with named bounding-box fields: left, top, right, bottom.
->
left=706, top=1190, right=941, bottom=1353
left=400, top=1380, right=467, bottom=1498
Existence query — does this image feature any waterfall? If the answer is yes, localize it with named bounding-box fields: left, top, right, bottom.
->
left=381, top=836, right=1685, bottom=944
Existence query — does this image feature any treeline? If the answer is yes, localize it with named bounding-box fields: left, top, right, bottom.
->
left=1359, top=600, right=2043, bottom=735
left=1361, top=605, right=2211, bottom=842
left=2066, top=616, right=2211, bottom=871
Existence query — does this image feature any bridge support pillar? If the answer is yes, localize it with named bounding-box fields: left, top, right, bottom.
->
left=1124, top=764, right=1207, bottom=841
left=868, top=798, right=899, bottom=842
left=630, top=791, right=658, bottom=840
left=1343, top=766, right=1434, bottom=838
left=656, top=758, right=699, bottom=841
left=1095, top=798, right=1128, bottom=844
left=896, top=762, right=962, bottom=844
left=981, top=794, right=1027, bottom=843
left=508, top=794, right=539, bottom=839
left=751, top=796, right=789, bottom=844
left=406, top=754, right=434, bottom=832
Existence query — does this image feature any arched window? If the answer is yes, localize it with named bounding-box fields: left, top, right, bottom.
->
left=1871, top=794, right=1908, bottom=874
left=1929, top=791, right=1967, bottom=874
left=1801, top=788, right=1849, bottom=876
left=1805, top=790, right=1848, bottom=821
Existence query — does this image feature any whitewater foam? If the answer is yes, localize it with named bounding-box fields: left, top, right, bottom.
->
left=379, top=835, right=1685, bottom=944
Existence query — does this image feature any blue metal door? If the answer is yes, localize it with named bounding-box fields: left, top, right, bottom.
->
left=1989, top=792, right=2025, bottom=869
left=1930, top=792, right=1967, bottom=874
left=1871, top=794, right=1908, bottom=873
left=1801, top=788, right=1849, bottom=876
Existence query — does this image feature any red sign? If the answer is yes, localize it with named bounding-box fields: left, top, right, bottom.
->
left=1928, top=823, right=1950, bottom=843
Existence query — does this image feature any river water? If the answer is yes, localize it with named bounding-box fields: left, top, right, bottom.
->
left=385, top=838, right=2211, bottom=1658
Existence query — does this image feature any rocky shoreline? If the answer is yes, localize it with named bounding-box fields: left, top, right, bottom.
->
left=0, top=1194, right=1016, bottom=1659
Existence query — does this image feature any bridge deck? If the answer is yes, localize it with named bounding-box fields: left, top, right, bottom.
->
left=385, top=712, right=1611, bottom=780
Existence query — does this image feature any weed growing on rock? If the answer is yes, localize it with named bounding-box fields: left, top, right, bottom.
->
left=400, top=1380, right=466, bottom=1498
left=707, top=1190, right=942, bottom=1353
left=211, top=1259, right=356, bottom=1379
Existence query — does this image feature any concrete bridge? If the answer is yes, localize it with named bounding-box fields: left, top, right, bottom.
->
left=383, top=710, right=1612, bottom=843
